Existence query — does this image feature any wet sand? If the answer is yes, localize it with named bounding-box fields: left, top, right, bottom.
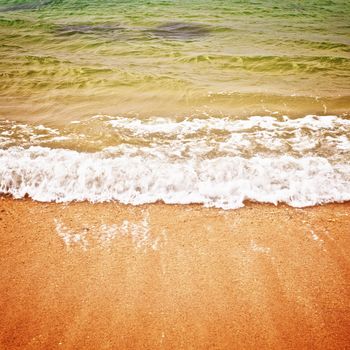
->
left=0, top=197, right=349, bottom=349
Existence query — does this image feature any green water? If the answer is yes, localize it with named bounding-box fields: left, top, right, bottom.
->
left=0, top=0, right=349, bottom=124
left=0, top=1, right=350, bottom=207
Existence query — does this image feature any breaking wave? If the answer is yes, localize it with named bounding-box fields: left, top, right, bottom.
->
left=0, top=146, right=349, bottom=209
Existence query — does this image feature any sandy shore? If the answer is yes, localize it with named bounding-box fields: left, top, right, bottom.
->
left=0, top=197, right=349, bottom=349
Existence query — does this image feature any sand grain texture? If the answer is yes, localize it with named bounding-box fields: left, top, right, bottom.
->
left=0, top=198, right=349, bottom=349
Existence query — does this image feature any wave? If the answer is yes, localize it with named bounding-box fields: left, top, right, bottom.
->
left=1, top=115, right=349, bottom=158
left=0, top=146, right=349, bottom=209
left=176, top=54, right=350, bottom=74
left=0, top=0, right=55, bottom=13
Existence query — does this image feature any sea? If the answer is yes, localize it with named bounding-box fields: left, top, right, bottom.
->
left=0, top=0, right=349, bottom=209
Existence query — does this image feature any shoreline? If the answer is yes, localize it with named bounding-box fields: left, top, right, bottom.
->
left=1, top=197, right=349, bottom=349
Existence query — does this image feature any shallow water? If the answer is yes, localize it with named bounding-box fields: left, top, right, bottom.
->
left=0, top=0, right=349, bottom=207
left=1, top=0, right=349, bottom=122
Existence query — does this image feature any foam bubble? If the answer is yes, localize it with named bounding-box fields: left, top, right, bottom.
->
left=54, top=211, right=159, bottom=250
left=0, top=146, right=349, bottom=209
left=1, top=115, right=349, bottom=159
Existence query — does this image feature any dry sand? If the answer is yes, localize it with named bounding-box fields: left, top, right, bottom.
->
left=0, top=197, right=349, bottom=349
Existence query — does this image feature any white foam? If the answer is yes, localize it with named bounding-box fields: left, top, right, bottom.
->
left=1, top=146, right=349, bottom=209
left=54, top=211, right=160, bottom=250
left=107, top=115, right=350, bottom=135
left=54, top=218, right=89, bottom=250
left=310, top=230, right=320, bottom=241
left=120, top=211, right=151, bottom=249
left=1, top=115, right=349, bottom=161
left=250, top=240, right=271, bottom=254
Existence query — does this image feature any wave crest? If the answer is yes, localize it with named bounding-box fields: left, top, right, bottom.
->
left=1, top=146, right=349, bottom=209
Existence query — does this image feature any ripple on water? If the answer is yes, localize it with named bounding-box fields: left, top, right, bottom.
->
left=55, top=23, right=125, bottom=36
left=0, top=0, right=54, bottom=12
left=149, top=22, right=210, bottom=40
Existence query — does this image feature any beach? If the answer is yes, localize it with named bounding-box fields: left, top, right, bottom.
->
left=1, top=1, right=350, bottom=349
left=1, top=197, right=349, bottom=349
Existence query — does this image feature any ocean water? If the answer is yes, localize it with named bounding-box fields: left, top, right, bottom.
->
left=0, top=0, right=349, bottom=208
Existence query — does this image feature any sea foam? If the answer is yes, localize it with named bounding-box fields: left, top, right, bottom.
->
left=0, top=146, right=349, bottom=209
